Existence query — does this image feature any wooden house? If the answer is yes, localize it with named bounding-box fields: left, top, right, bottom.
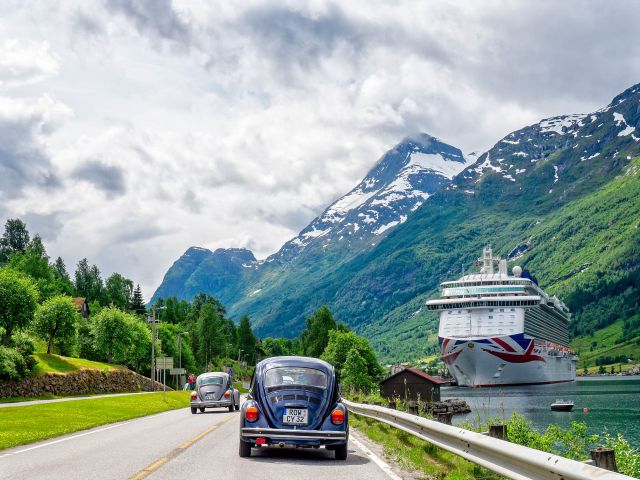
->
left=379, top=367, right=443, bottom=402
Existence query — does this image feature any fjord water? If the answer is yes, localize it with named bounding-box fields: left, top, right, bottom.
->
left=442, top=376, right=640, bottom=447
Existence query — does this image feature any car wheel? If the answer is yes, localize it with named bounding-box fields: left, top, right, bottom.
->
left=239, top=440, right=252, bottom=458
left=235, top=401, right=240, bottom=411
left=190, top=407, right=197, bottom=414
left=228, top=404, right=234, bottom=412
left=335, top=443, right=348, bottom=460
left=199, top=407, right=205, bottom=413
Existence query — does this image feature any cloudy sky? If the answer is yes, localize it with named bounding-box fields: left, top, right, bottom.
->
left=1, top=0, right=639, bottom=299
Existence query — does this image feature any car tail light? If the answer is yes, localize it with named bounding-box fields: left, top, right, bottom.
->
left=331, top=409, right=345, bottom=425
left=190, top=391, right=197, bottom=400
left=256, top=437, right=266, bottom=445
left=245, top=406, right=259, bottom=422
left=224, top=390, right=231, bottom=398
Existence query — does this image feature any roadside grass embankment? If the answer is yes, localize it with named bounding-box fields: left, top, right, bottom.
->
left=351, top=414, right=501, bottom=480
left=32, top=353, right=124, bottom=376
left=0, top=391, right=190, bottom=450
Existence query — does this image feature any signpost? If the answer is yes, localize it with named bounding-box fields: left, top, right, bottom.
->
left=170, top=368, right=187, bottom=390
left=155, top=357, right=173, bottom=400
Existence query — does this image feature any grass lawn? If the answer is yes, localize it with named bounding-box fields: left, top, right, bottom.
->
left=32, top=353, right=125, bottom=376
left=351, top=414, right=502, bottom=480
left=0, top=391, right=190, bottom=450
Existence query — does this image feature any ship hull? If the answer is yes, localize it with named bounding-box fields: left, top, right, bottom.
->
left=440, top=334, right=576, bottom=387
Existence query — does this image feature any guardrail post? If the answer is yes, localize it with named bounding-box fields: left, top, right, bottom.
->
left=437, top=412, right=453, bottom=425
left=387, top=401, right=397, bottom=410
left=590, top=447, right=618, bottom=472
left=407, top=400, right=418, bottom=415
left=488, top=424, right=507, bottom=440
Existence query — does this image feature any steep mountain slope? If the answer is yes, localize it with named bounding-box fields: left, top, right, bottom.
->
left=274, top=134, right=468, bottom=261
left=154, top=83, right=640, bottom=364
left=151, top=134, right=467, bottom=304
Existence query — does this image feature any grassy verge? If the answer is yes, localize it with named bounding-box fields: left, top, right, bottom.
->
left=0, top=391, right=190, bottom=450
left=351, top=414, right=502, bottom=480
left=32, top=353, right=124, bottom=376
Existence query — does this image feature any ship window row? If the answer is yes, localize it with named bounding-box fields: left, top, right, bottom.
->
left=428, top=300, right=537, bottom=310
left=441, top=280, right=532, bottom=289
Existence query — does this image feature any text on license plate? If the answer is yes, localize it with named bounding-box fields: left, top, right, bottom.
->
left=205, top=394, right=214, bottom=399
left=283, top=408, right=308, bottom=425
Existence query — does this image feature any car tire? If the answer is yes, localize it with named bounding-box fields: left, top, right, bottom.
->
left=335, top=443, right=348, bottom=460
left=199, top=407, right=205, bottom=413
left=228, top=404, right=234, bottom=412
left=190, top=407, right=197, bottom=414
left=239, top=440, right=252, bottom=458
left=235, top=401, right=240, bottom=411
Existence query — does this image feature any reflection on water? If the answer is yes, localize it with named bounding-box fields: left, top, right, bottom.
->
left=441, top=376, right=640, bottom=447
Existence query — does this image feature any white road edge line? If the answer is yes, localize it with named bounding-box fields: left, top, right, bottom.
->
left=351, top=435, right=403, bottom=480
left=0, top=409, right=177, bottom=458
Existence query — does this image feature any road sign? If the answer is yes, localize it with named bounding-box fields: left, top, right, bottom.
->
left=170, top=368, right=186, bottom=375
left=156, top=357, right=173, bottom=369
left=146, top=316, right=160, bottom=323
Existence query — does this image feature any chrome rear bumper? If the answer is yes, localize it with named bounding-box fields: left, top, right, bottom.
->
left=241, top=427, right=346, bottom=441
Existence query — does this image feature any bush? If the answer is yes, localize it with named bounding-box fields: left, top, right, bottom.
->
left=602, top=432, right=640, bottom=478
left=11, top=332, right=36, bottom=373
left=0, top=346, right=29, bottom=380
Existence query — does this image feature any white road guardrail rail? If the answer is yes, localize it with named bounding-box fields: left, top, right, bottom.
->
left=343, top=399, right=633, bottom=480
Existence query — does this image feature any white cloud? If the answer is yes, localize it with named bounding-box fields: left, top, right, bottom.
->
left=0, top=0, right=639, bottom=299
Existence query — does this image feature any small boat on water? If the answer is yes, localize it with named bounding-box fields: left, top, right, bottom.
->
left=550, top=399, right=574, bottom=411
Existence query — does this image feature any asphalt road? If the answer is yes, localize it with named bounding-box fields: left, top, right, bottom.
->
left=0, top=404, right=399, bottom=480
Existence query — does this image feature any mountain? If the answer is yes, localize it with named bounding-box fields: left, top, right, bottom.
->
left=151, top=134, right=468, bottom=305
left=153, top=83, right=640, bottom=364
left=274, top=134, right=468, bottom=261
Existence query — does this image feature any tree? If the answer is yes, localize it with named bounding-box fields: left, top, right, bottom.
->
left=127, top=318, right=151, bottom=373
left=0, top=268, right=39, bottom=345
left=262, top=337, right=293, bottom=357
left=8, top=235, right=58, bottom=300
left=0, top=219, right=30, bottom=263
left=341, top=348, right=374, bottom=393
left=32, top=295, right=79, bottom=354
left=93, top=307, right=133, bottom=363
left=321, top=330, right=383, bottom=383
left=105, top=273, right=134, bottom=310
left=236, top=316, right=257, bottom=364
left=196, top=303, right=223, bottom=368
left=52, top=257, right=75, bottom=296
left=74, top=259, right=104, bottom=303
left=129, top=284, right=146, bottom=315
left=300, top=306, right=339, bottom=357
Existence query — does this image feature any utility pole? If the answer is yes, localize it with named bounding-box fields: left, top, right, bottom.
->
left=150, top=305, right=156, bottom=391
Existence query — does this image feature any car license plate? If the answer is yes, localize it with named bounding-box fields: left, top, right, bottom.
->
left=205, top=394, right=214, bottom=400
left=283, top=408, right=308, bottom=425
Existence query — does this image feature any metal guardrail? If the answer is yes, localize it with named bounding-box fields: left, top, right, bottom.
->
left=343, top=400, right=634, bottom=480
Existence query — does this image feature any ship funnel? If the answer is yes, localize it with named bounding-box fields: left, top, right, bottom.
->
left=481, top=245, right=494, bottom=274
left=499, top=259, right=507, bottom=275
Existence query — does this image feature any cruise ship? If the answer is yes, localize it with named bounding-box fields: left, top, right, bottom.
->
left=425, top=246, right=577, bottom=387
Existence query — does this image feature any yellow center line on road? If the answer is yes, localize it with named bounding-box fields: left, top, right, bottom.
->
left=129, top=412, right=238, bottom=480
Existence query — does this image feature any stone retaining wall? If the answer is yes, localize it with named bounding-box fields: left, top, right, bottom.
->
left=0, top=369, right=171, bottom=399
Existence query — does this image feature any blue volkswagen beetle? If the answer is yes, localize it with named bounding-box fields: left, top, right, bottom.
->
left=239, top=356, right=348, bottom=459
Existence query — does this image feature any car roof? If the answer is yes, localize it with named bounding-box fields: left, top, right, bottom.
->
left=197, top=372, right=228, bottom=379
left=256, top=356, right=334, bottom=374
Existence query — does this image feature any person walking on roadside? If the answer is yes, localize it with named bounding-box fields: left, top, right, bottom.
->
left=188, top=373, right=196, bottom=391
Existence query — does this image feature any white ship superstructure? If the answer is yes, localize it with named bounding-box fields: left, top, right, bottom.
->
left=426, top=246, right=577, bottom=387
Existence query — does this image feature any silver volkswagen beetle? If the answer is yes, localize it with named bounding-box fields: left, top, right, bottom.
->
left=190, top=372, right=240, bottom=413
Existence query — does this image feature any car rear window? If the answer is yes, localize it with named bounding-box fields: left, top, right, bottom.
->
left=198, top=376, right=225, bottom=386
left=264, top=367, right=328, bottom=389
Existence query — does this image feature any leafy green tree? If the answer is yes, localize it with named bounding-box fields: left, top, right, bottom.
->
left=8, top=235, right=60, bottom=299
left=341, top=347, right=374, bottom=393
left=105, top=273, right=134, bottom=310
left=93, top=307, right=133, bottom=363
left=321, top=330, right=383, bottom=382
left=0, top=219, right=30, bottom=263
left=127, top=318, right=151, bottom=373
left=77, top=317, right=98, bottom=360
left=262, top=337, right=293, bottom=357
left=185, top=293, right=226, bottom=359
left=0, top=268, right=39, bottom=345
left=300, top=306, right=339, bottom=357
left=52, top=257, right=75, bottom=296
left=196, top=303, right=223, bottom=368
left=163, top=296, right=191, bottom=325
left=129, top=284, right=146, bottom=315
left=74, top=259, right=104, bottom=304
left=236, top=316, right=257, bottom=364
left=32, top=295, right=79, bottom=354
